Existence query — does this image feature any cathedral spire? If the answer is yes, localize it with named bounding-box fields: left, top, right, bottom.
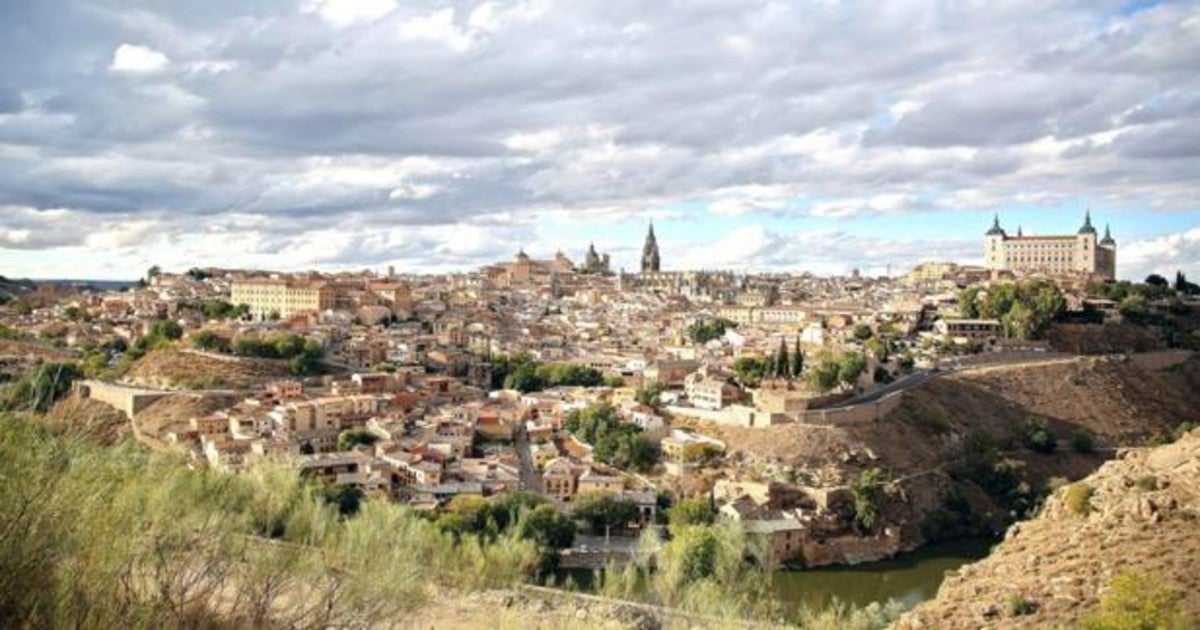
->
left=640, top=221, right=661, bottom=273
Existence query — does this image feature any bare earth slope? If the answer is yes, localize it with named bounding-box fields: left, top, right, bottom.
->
left=124, top=349, right=291, bottom=390
left=898, top=430, right=1200, bottom=629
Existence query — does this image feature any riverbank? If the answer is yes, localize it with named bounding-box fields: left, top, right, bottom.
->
left=553, top=538, right=993, bottom=617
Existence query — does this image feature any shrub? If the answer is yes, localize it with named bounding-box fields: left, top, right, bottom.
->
left=1064, top=483, right=1093, bottom=517
left=1135, top=475, right=1158, bottom=492
left=1080, top=570, right=1187, bottom=630
left=1021, top=418, right=1056, bottom=454
left=1070, top=430, right=1096, bottom=454
left=1007, top=594, right=1035, bottom=616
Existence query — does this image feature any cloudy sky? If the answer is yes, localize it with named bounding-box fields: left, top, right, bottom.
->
left=1, top=0, right=1198, bottom=281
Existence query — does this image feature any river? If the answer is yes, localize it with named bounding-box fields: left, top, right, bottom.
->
left=554, top=538, right=993, bottom=613
left=769, top=538, right=993, bottom=612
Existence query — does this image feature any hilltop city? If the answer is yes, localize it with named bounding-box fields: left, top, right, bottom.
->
left=2, top=213, right=1199, bottom=626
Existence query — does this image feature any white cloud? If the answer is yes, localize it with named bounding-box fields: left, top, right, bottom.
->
left=1119, top=226, right=1200, bottom=280
left=109, top=44, right=170, bottom=74
left=303, top=0, right=397, bottom=28
left=396, top=8, right=475, bottom=52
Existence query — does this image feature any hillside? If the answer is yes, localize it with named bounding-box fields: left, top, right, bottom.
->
left=134, top=393, right=239, bottom=437
left=898, top=430, right=1200, bottom=629
left=668, top=353, right=1200, bottom=559
left=42, top=396, right=130, bottom=445
left=684, top=354, right=1200, bottom=483
left=123, top=349, right=292, bottom=390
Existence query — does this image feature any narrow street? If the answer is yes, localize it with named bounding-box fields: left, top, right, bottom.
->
left=513, top=425, right=543, bottom=493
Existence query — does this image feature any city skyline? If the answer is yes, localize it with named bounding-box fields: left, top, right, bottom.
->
left=1, top=1, right=1199, bottom=280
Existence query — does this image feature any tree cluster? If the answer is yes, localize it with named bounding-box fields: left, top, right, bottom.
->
left=571, top=491, right=641, bottom=534
left=959, top=280, right=1067, bottom=340
left=686, top=317, right=737, bottom=345
left=489, top=353, right=605, bottom=392
left=564, top=403, right=657, bottom=472
left=232, top=333, right=324, bottom=375
left=806, top=350, right=867, bottom=393
left=434, top=492, right=576, bottom=574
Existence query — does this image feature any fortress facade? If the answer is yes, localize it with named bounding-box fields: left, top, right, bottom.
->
left=984, top=212, right=1116, bottom=281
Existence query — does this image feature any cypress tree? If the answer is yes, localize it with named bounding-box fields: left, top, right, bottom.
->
left=791, top=337, right=804, bottom=377
left=775, top=338, right=790, bottom=379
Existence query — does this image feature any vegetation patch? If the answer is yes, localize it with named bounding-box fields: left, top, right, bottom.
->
left=1064, top=482, right=1093, bottom=517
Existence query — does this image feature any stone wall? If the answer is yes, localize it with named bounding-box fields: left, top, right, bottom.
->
left=801, top=528, right=905, bottom=567
left=1128, top=349, right=1194, bottom=371
left=74, top=379, right=171, bottom=419
left=798, top=390, right=905, bottom=426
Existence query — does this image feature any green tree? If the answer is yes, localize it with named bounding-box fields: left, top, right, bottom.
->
left=572, top=492, right=639, bottom=534
left=852, top=323, right=873, bottom=341
left=518, top=504, right=576, bottom=550
left=1119, top=294, right=1149, bottom=320
left=337, top=429, right=380, bottom=451
left=667, top=497, right=716, bottom=533
left=190, top=330, right=229, bottom=352
left=504, top=362, right=545, bottom=392
left=838, top=352, right=867, bottom=388
left=849, top=467, right=887, bottom=536
left=148, top=319, right=184, bottom=341
left=791, top=337, right=804, bottom=377
left=807, top=356, right=841, bottom=393
left=145, top=265, right=161, bottom=281
left=200, top=299, right=235, bottom=320
left=732, top=356, right=768, bottom=387
left=958, top=286, right=982, bottom=318
left=1145, top=273, right=1169, bottom=287
left=635, top=382, right=664, bottom=408
left=1003, top=300, right=1036, bottom=340
left=772, top=337, right=790, bottom=379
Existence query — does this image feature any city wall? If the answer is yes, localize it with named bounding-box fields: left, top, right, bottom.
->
left=797, top=390, right=905, bottom=426
left=669, top=389, right=906, bottom=429
left=1128, top=350, right=1194, bottom=371
left=74, top=379, right=171, bottom=419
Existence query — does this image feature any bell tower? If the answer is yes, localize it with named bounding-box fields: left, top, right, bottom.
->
left=640, top=222, right=661, bottom=273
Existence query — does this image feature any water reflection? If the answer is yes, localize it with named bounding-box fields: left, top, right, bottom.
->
left=770, top=539, right=994, bottom=612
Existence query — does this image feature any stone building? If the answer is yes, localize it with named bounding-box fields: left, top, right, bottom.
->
left=640, top=222, right=661, bottom=273
left=578, top=243, right=612, bottom=274
left=984, top=212, right=1116, bottom=280
left=230, top=278, right=335, bottom=319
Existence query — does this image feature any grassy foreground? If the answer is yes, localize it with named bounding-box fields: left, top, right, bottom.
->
left=0, top=410, right=910, bottom=629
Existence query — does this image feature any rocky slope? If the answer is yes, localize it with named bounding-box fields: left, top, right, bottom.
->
left=898, top=430, right=1200, bottom=629
left=665, top=353, right=1200, bottom=564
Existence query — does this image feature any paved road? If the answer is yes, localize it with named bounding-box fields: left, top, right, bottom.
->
left=513, top=426, right=543, bottom=493
left=832, top=369, right=941, bottom=408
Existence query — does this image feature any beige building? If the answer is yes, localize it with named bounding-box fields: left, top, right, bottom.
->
left=231, top=278, right=335, bottom=319
left=984, top=212, right=1116, bottom=280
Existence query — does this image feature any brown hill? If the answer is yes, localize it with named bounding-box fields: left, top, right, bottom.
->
left=898, top=430, right=1200, bottom=629
left=683, top=354, right=1200, bottom=484
left=42, top=396, right=130, bottom=445
left=124, top=349, right=292, bottom=390
left=0, top=338, right=76, bottom=362
left=1048, top=322, right=1163, bottom=354
left=134, top=393, right=238, bottom=437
